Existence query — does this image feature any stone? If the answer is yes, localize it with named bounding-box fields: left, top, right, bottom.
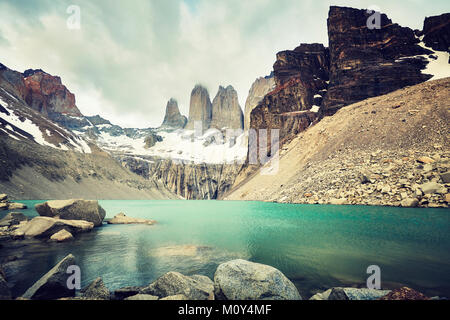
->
left=142, top=272, right=214, bottom=300
left=0, top=194, right=7, bottom=201
left=113, top=286, right=146, bottom=300
left=185, top=85, right=213, bottom=131
left=144, top=134, right=163, bottom=149
left=160, top=98, right=187, bottom=129
left=309, top=289, right=332, bottom=300
left=401, top=198, right=419, bottom=208
left=81, top=277, right=110, bottom=300
left=213, top=259, right=301, bottom=300
left=417, top=156, right=435, bottom=164
left=0, top=212, right=29, bottom=227
left=35, top=199, right=106, bottom=227
left=21, top=254, right=76, bottom=300
left=107, top=213, right=156, bottom=225
left=50, top=229, right=74, bottom=242
left=440, top=172, right=450, bottom=184
left=328, top=287, right=391, bottom=300
left=125, top=294, right=159, bottom=301
left=12, top=216, right=93, bottom=239
left=160, top=294, right=189, bottom=300
left=0, top=203, right=8, bottom=210
left=420, top=182, right=444, bottom=194
left=445, top=194, right=450, bottom=203
left=7, top=202, right=27, bottom=210
left=422, top=13, right=450, bottom=53
left=330, top=198, right=347, bottom=205
left=210, top=85, right=244, bottom=130
left=378, top=287, right=428, bottom=300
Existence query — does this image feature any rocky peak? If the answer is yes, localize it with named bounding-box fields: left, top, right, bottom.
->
left=160, top=98, right=187, bottom=129
left=210, top=85, right=243, bottom=130
left=244, top=74, right=275, bottom=130
left=322, top=6, right=433, bottom=115
left=185, top=85, right=212, bottom=131
left=422, top=13, right=450, bottom=54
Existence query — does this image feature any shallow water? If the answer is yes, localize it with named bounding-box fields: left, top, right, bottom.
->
left=1, top=200, right=449, bottom=298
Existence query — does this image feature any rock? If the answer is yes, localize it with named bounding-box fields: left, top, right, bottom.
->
left=35, top=199, right=106, bottom=227
left=445, top=194, right=450, bottom=203
left=0, top=212, right=29, bottom=227
left=309, top=289, right=332, bottom=300
left=328, top=287, right=391, bottom=300
left=401, top=198, right=419, bottom=208
left=378, top=287, right=428, bottom=300
left=12, top=216, right=93, bottom=239
left=210, top=85, right=244, bottom=130
left=112, top=286, right=146, bottom=300
left=21, top=254, right=76, bottom=300
left=125, top=294, right=159, bottom=301
left=160, top=294, right=189, bottom=300
left=0, top=269, right=12, bottom=300
left=160, top=98, right=187, bottom=129
left=185, top=85, right=213, bottom=131
left=81, top=278, right=110, bottom=300
left=422, top=13, right=450, bottom=53
left=244, top=74, right=275, bottom=130
left=107, top=213, right=156, bottom=225
left=0, top=194, right=7, bottom=201
left=420, top=182, right=444, bottom=194
left=213, top=259, right=301, bottom=300
left=142, top=272, right=214, bottom=300
left=144, top=134, right=163, bottom=149
left=50, top=229, right=74, bottom=242
left=440, top=172, right=450, bottom=184
left=417, top=156, right=435, bottom=164
left=330, top=198, right=347, bottom=205
left=7, top=202, right=27, bottom=210
left=0, top=203, right=8, bottom=210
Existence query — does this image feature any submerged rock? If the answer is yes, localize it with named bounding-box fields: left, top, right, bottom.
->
left=81, top=277, right=110, bottom=300
left=12, top=216, right=93, bottom=239
left=50, top=229, right=74, bottom=242
left=141, top=272, right=214, bottom=300
left=7, top=202, right=27, bottom=210
left=214, top=259, right=302, bottom=300
left=107, top=213, right=156, bottom=225
left=21, top=254, right=76, bottom=300
left=328, top=287, right=391, bottom=300
left=35, top=199, right=106, bottom=227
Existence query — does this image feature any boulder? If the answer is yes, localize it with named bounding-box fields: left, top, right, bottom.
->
left=21, top=254, right=76, bottom=300
left=379, top=287, right=428, bottom=300
left=420, top=182, right=444, bottom=194
left=213, top=259, right=302, bottom=300
left=107, top=213, right=156, bottom=225
left=0, top=203, right=8, bottom=210
left=12, top=216, right=93, bottom=239
left=81, top=277, right=110, bottom=300
left=0, top=212, right=29, bottom=227
left=445, top=194, right=450, bottom=203
left=7, top=202, right=27, bottom=210
left=112, top=286, right=146, bottom=300
left=0, top=194, right=7, bottom=201
left=417, top=156, right=435, bottom=164
left=440, top=172, right=450, bottom=184
left=35, top=199, right=106, bottom=227
left=330, top=198, right=347, bottom=205
left=125, top=294, right=159, bottom=301
left=50, top=229, right=74, bottom=242
left=400, top=198, right=419, bottom=208
left=328, top=287, right=391, bottom=300
left=141, top=272, right=214, bottom=300
left=309, top=289, right=332, bottom=300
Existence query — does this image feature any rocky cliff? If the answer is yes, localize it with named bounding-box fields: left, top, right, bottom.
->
left=421, top=13, right=450, bottom=54
left=244, top=74, right=275, bottom=131
left=210, top=85, right=243, bottom=130
left=160, top=98, right=187, bottom=129
left=321, top=6, right=433, bottom=115
left=184, top=85, right=212, bottom=131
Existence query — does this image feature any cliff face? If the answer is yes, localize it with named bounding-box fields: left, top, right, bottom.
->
left=422, top=13, right=450, bottom=54
left=185, top=85, right=212, bottom=131
left=321, top=6, right=433, bottom=115
left=244, top=74, right=275, bottom=131
left=210, top=85, right=244, bottom=130
left=160, top=98, right=187, bottom=129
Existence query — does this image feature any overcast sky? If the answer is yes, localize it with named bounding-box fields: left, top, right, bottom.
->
left=0, top=0, right=448, bottom=128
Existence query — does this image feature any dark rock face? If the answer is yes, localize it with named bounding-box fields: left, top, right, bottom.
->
left=244, top=74, right=275, bottom=130
left=160, top=98, right=187, bottom=129
left=185, top=85, right=212, bottom=131
left=322, top=6, right=433, bottom=115
left=81, top=277, right=110, bottom=300
left=422, top=13, right=450, bottom=54
left=210, top=85, right=244, bottom=130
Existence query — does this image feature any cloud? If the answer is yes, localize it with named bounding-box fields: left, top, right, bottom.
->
left=0, top=0, right=448, bottom=128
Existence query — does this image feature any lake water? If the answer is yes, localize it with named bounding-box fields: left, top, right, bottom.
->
left=1, top=200, right=449, bottom=298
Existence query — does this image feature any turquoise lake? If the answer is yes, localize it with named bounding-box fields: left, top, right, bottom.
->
left=1, top=200, right=449, bottom=298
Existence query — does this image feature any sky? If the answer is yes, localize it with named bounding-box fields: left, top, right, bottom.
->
left=0, top=0, right=448, bottom=128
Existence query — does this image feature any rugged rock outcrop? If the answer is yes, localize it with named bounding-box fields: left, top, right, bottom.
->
left=185, top=85, right=212, bottom=131
left=81, top=277, right=111, bottom=300
left=50, top=229, right=74, bottom=242
left=421, top=13, right=450, bottom=54
left=160, top=98, right=187, bottom=129
left=35, top=199, right=106, bottom=227
left=214, top=259, right=301, bottom=300
left=210, top=86, right=244, bottom=130
left=21, top=254, right=76, bottom=300
left=321, top=6, right=433, bottom=115
left=107, top=212, right=156, bottom=225
left=244, top=74, right=275, bottom=130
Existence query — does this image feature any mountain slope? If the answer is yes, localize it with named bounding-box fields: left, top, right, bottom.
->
left=224, top=78, right=450, bottom=208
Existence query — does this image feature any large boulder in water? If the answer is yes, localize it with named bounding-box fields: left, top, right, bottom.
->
left=21, top=254, right=77, bottom=300
left=0, top=212, right=29, bottom=227
left=35, top=199, right=106, bottom=227
left=81, top=277, right=110, bottom=300
left=328, top=287, right=391, bottom=300
left=214, top=259, right=302, bottom=300
left=141, top=272, right=214, bottom=300
left=12, top=216, right=93, bottom=239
